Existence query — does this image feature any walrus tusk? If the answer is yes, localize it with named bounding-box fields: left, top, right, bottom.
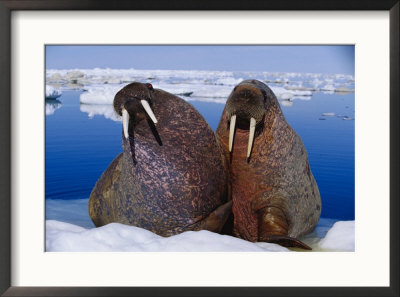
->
left=229, top=115, right=236, bottom=152
left=122, top=108, right=129, bottom=139
left=141, top=100, right=158, bottom=124
left=247, top=117, right=256, bottom=160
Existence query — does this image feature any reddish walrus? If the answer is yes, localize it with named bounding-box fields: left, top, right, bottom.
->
left=89, top=82, right=231, bottom=236
left=216, top=80, right=321, bottom=249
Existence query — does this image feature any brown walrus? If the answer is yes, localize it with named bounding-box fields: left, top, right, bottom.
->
left=89, top=82, right=231, bottom=236
left=216, top=80, right=321, bottom=249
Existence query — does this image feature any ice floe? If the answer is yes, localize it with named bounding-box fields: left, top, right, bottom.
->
left=335, top=86, right=354, bottom=93
left=321, top=112, right=336, bottom=116
left=80, top=84, right=125, bottom=105
left=279, top=100, right=294, bottom=107
left=80, top=104, right=121, bottom=122
left=320, top=113, right=354, bottom=120
left=342, top=116, right=354, bottom=120
left=45, top=85, right=62, bottom=99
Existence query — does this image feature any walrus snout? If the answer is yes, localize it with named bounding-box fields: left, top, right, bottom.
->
left=113, top=82, right=158, bottom=139
left=226, top=84, right=266, bottom=161
left=121, top=99, right=158, bottom=139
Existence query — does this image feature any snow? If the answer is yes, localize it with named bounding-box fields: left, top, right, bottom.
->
left=45, top=85, right=62, bottom=99
left=45, top=198, right=355, bottom=252
left=318, top=221, right=355, bottom=251
left=46, top=220, right=289, bottom=252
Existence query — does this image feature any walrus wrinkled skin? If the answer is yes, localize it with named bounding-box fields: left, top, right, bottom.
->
left=216, top=80, right=321, bottom=249
left=89, top=82, right=231, bottom=236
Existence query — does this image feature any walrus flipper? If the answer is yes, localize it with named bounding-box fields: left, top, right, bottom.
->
left=259, top=234, right=312, bottom=250
left=196, top=200, right=233, bottom=233
left=257, top=206, right=312, bottom=250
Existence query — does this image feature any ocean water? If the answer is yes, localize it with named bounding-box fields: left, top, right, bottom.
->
left=45, top=69, right=355, bottom=229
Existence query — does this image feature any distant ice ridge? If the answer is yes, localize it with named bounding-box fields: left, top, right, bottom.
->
left=45, top=85, right=62, bottom=99
left=45, top=218, right=355, bottom=252
left=79, top=83, right=313, bottom=106
left=47, top=68, right=237, bottom=81
left=47, top=68, right=354, bottom=101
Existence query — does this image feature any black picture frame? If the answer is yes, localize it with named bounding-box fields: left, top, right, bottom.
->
left=0, top=1, right=399, bottom=296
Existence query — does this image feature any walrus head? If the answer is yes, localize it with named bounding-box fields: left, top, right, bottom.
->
left=225, top=83, right=266, bottom=161
left=113, top=82, right=158, bottom=139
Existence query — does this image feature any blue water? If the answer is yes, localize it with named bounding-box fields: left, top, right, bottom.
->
left=46, top=90, right=354, bottom=221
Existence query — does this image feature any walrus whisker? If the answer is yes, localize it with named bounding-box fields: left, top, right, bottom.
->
left=122, top=107, right=129, bottom=139
left=141, top=100, right=158, bottom=124
left=229, top=115, right=236, bottom=152
left=247, top=117, right=256, bottom=161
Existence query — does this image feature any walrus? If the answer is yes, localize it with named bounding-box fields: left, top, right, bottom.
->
left=216, top=80, right=321, bottom=249
left=89, top=82, right=232, bottom=236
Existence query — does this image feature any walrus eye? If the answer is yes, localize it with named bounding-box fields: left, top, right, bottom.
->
left=146, top=83, right=153, bottom=90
